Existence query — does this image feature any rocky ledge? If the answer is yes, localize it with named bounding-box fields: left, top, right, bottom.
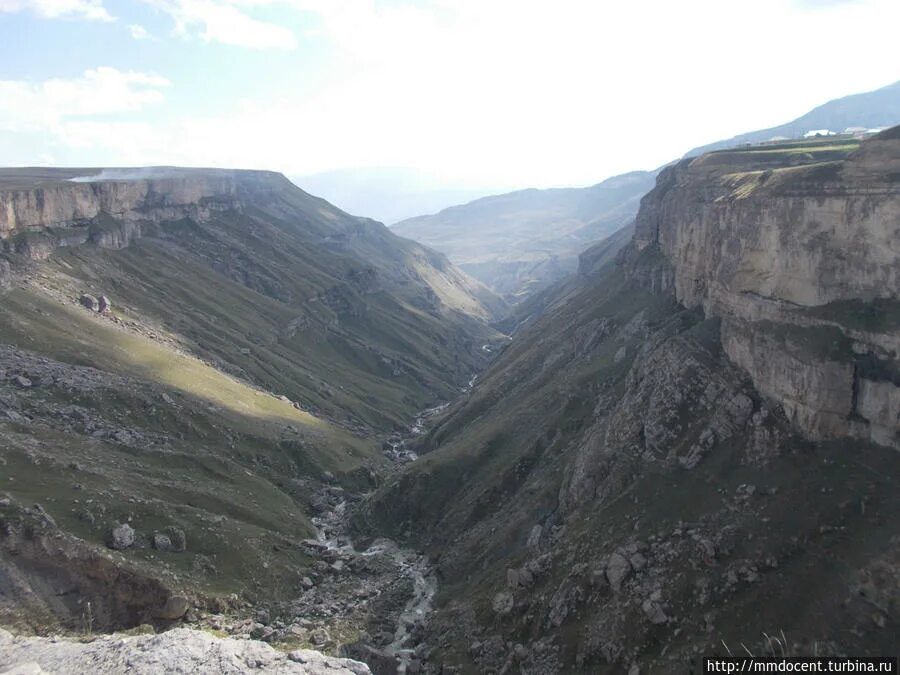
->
left=0, top=627, right=371, bottom=675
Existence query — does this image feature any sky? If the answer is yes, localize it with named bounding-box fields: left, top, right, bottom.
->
left=0, top=0, right=898, bottom=191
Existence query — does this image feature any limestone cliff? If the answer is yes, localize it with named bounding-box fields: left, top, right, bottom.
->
left=625, top=129, right=900, bottom=447
left=0, top=168, right=288, bottom=257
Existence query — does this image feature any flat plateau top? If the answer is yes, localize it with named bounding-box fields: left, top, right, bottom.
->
left=0, top=167, right=270, bottom=191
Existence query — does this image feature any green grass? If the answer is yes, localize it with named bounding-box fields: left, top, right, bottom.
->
left=0, top=287, right=339, bottom=432
left=37, top=218, right=495, bottom=431
left=0, top=283, right=384, bottom=606
left=709, top=134, right=860, bottom=155
left=724, top=142, right=859, bottom=155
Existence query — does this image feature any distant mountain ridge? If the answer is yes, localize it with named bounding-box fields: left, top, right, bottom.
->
left=393, top=171, right=656, bottom=302
left=686, top=79, right=900, bottom=156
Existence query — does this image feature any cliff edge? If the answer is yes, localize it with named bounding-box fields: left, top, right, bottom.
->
left=625, top=130, right=900, bottom=447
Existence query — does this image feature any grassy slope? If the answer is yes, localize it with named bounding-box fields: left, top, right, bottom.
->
left=0, top=285, right=378, bottom=614
left=21, top=205, right=500, bottom=432
left=0, top=169, right=503, bottom=625
left=358, top=265, right=677, bottom=542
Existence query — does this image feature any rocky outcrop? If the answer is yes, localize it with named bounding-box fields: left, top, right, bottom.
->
left=0, top=169, right=295, bottom=267
left=0, top=169, right=288, bottom=238
left=625, top=130, right=900, bottom=448
left=0, top=628, right=372, bottom=674
left=107, top=523, right=136, bottom=550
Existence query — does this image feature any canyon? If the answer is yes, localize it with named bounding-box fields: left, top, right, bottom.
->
left=0, top=129, right=898, bottom=674
left=359, top=130, right=900, bottom=672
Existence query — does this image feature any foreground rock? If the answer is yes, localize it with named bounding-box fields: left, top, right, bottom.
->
left=0, top=628, right=371, bottom=675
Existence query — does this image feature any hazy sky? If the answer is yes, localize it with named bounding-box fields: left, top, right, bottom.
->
left=0, top=0, right=898, bottom=189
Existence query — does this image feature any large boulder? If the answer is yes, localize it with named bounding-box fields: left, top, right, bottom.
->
left=79, top=294, right=99, bottom=312
left=492, top=591, right=514, bottom=616
left=154, top=595, right=190, bottom=620
left=606, top=552, right=632, bottom=592
left=152, top=533, right=172, bottom=552
left=107, top=523, right=135, bottom=550
left=340, top=643, right=397, bottom=675
left=165, top=526, right=186, bottom=552
left=641, top=598, right=669, bottom=624
left=12, top=376, right=31, bottom=389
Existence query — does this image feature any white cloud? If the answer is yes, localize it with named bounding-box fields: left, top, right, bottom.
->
left=0, top=68, right=170, bottom=133
left=128, top=23, right=152, bottom=38
left=0, top=0, right=113, bottom=21
left=5, top=0, right=900, bottom=188
left=144, top=0, right=297, bottom=49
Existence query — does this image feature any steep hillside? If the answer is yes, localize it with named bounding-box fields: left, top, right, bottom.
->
left=0, top=167, right=504, bottom=638
left=0, top=168, right=504, bottom=431
left=686, top=79, right=900, bottom=156
left=393, top=172, right=656, bottom=301
left=357, top=130, right=900, bottom=672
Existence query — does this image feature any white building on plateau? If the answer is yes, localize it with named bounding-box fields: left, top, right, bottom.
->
left=803, top=129, right=837, bottom=137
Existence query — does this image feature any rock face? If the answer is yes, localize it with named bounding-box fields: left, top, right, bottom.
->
left=0, top=168, right=261, bottom=239
left=0, top=169, right=291, bottom=267
left=0, top=628, right=372, bottom=674
left=625, top=129, right=900, bottom=448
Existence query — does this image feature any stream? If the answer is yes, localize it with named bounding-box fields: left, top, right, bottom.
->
left=306, top=404, right=445, bottom=674
left=310, top=508, right=437, bottom=673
